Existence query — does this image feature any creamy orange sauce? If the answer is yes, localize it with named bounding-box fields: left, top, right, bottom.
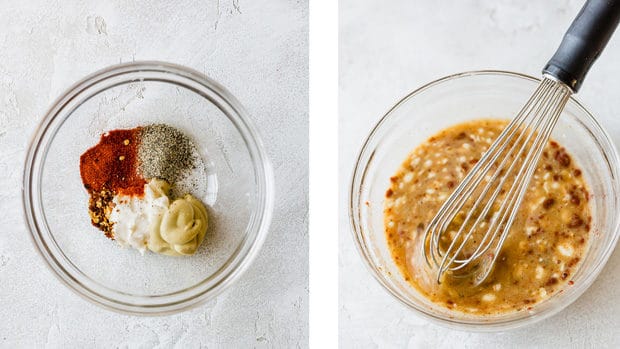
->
left=385, top=119, right=591, bottom=314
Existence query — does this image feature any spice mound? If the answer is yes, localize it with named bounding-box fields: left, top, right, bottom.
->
left=385, top=119, right=591, bottom=315
left=80, top=124, right=208, bottom=256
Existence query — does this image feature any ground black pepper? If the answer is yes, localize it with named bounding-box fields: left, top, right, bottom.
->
left=138, top=124, right=196, bottom=184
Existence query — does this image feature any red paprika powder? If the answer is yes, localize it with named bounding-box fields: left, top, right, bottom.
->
left=79, top=127, right=146, bottom=197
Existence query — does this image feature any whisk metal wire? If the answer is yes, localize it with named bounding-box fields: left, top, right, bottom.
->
left=422, top=77, right=572, bottom=284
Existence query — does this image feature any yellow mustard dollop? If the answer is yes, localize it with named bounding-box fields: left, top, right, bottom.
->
left=145, top=179, right=209, bottom=256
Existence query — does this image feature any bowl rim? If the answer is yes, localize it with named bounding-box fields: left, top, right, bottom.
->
left=348, top=69, right=620, bottom=331
left=22, top=60, right=275, bottom=315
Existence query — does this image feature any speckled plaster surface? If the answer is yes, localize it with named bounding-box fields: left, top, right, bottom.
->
left=340, top=1, right=620, bottom=347
left=0, top=1, right=308, bottom=347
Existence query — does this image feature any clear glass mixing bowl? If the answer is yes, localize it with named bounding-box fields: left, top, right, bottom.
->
left=23, top=61, right=274, bottom=315
left=349, top=70, right=620, bottom=330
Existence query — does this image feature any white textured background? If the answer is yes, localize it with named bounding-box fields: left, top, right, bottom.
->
left=340, top=1, right=620, bottom=348
left=0, top=1, right=308, bottom=347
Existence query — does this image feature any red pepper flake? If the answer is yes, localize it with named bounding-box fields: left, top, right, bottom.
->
left=567, top=257, right=580, bottom=268
left=455, top=132, right=467, bottom=140
left=542, top=198, right=555, bottom=209
left=568, top=214, right=584, bottom=228
left=554, top=149, right=571, bottom=167
left=545, top=277, right=558, bottom=286
left=573, top=169, right=582, bottom=177
left=568, top=280, right=574, bottom=286
left=386, top=188, right=394, bottom=198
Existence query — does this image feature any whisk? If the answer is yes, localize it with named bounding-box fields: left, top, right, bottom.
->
left=422, top=0, right=620, bottom=285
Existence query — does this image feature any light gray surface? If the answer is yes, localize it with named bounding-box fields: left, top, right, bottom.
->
left=340, top=1, right=620, bottom=348
left=0, top=1, right=308, bottom=347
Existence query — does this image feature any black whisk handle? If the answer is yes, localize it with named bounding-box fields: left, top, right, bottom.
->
left=543, top=0, right=620, bottom=92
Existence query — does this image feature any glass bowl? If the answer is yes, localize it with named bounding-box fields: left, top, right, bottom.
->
left=349, top=70, right=620, bottom=331
left=23, top=61, right=274, bottom=315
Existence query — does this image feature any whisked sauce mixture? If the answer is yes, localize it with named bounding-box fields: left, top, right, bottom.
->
left=385, top=119, right=591, bottom=314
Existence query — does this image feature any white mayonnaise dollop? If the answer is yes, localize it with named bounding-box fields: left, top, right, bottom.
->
left=109, top=179, right=170, bottom=254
